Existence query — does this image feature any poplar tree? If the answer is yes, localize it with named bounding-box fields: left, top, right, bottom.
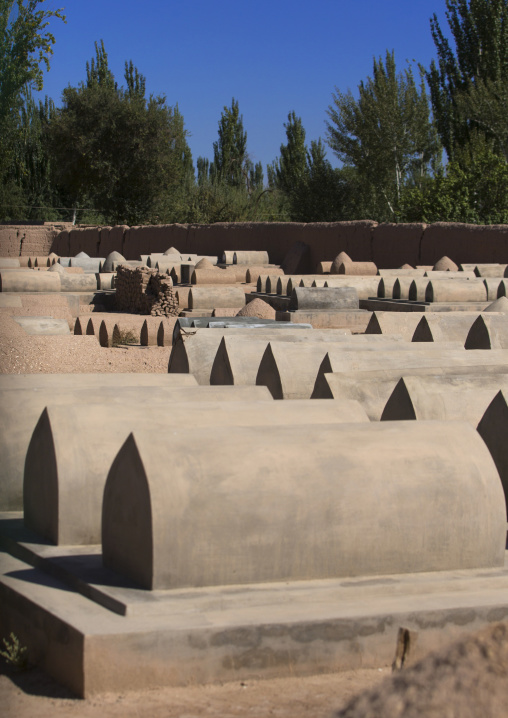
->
left=210, top=98, right=248, bottom=187
left=427, top=0, right=508, bottom=160
left=0, top=0, right=65, bottom=219
left=0, top=0, right=65, bottom=124
left=273, top=111, right=308, bottom=195
left=270, top=112, right=348, bottom=221
left=326, top=50, right=440, bottom=219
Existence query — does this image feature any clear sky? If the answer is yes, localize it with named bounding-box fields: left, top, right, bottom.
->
left=36, top=0, right=449, bottom=173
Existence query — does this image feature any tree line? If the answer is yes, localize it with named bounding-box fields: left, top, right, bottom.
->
left=1, top=0, right=507, bottom=226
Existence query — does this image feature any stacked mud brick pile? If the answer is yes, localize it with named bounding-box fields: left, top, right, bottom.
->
left=114, top=265, right=179, bottom=316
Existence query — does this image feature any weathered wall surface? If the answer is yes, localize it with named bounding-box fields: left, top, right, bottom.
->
left=420, top=223, right=508, bottom=265
left=2, top=221, right=508, bottom=268
left=68, top=227, right=102, bottom=257
left=371, top=223, right=426, bottom=268
left=0, top=225, right=61, bottom=257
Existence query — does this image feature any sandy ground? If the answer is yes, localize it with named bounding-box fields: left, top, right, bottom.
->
left=0, top=311, right=171, bottom=374
left=1, top=664, right=388, bottom=718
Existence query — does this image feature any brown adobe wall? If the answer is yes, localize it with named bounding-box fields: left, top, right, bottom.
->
left=3, top=220, right=506, bottom=269
left=0, top=225, right=59, bottom=257
left=123, top=224, right=190, bottom=259
left=100, top=225, right=129, bottom=256
left=371, top=223, right=426, bottom=268
left=420, top=223, right=508, bottom=265
left=186, top=222, right=309, bottom=265
left=68, top=227, right=102, bottom=257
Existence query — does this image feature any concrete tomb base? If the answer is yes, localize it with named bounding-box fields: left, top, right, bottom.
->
left=2, top=522, right=507, bottom=697
left=360, top=298, right=491, bottom=313
left=0, top=294, right=22, bottom=307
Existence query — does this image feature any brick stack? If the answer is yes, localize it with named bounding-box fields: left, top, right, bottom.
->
left=115, top=266, right=179, bottom=316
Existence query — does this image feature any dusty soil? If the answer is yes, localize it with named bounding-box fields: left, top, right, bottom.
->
left=0, top=311, right=171, bottom=374
left=237, top=297, right=276, bottom=319
left=1, top=665, right=387, bottom=718
left=337, top=621, right=508, bottom=718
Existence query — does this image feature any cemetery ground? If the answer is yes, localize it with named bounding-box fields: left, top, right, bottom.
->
left=0, top=304, right=389, bottom=716
left=1, top=660, right=386, bottom=717
left=1, top=259, right=508, bottom=717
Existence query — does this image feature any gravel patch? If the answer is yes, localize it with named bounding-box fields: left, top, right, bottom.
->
left=0, top=311, right=170, bottom=374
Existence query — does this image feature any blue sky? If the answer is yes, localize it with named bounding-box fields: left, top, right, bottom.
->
left=37, top=0, right=448, bottom=173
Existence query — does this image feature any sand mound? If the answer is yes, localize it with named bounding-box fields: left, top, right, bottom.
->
left=337, top=622, right=508, bottom=718
left=433, top=256, right=458, bottom=271
left=236, top=298, right=276, bottom=319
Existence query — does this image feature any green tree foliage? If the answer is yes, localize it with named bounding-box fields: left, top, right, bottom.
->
left=247, top=160, right=264, bottom=192
left=0, top=0, right=65, bottom=220
left=180, top=98, right=279, bottom=222
left=48, top=41, right=193, bottom=225
left=326, top=50, right=441, bottom=220
left=427, top=0, right=508, bottom=160
left=455, top=77, right=508, bottom=162
left=210, top=98, right=248, bottom=188
left=400, top=142, right=508, bottom=223
left=171, top=177, right=283, bottom=224
left=196, top=156, right=210, bottom=185
left=273, top=111, right=308, bottom=196
left=10, top=89, right=58, bottom=220
left=302, top=139, right=352, bottom=222
left=0, top=0, right=65, bottom=122
left=269, top=112, right=355, bottom=221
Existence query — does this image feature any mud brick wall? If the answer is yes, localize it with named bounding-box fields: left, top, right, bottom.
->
left=0, top=225, right=61, bottom=257
left=3, top=221, right=508, bottom=270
